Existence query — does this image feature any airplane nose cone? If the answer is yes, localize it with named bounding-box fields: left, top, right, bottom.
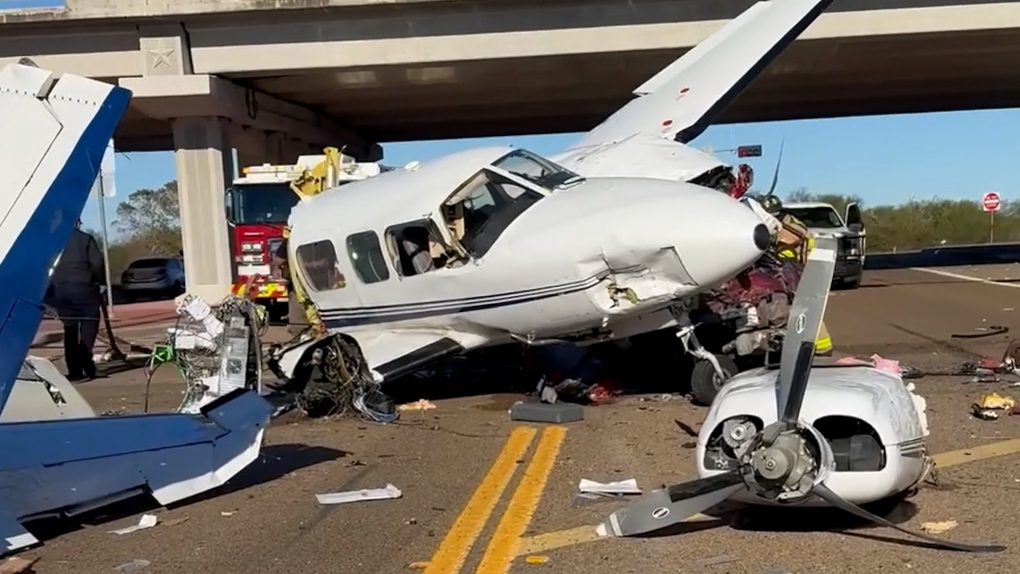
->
left=753, top=223, right=771, bottom=252
left=669, top=190, right=769, bottom=288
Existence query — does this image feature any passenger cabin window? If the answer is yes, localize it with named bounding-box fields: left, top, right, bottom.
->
left=346, top=231, right=391, bottom=284
left=442, top=169, right=544, bottom=259
left=385, top=220, right=461, bottom=278
left=296, top=240, right=345, bottom=292
left=492, top=149, right=583, bottom=191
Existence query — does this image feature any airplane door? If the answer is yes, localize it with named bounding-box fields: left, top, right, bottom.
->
left=844, top=202, right=866, bottom=259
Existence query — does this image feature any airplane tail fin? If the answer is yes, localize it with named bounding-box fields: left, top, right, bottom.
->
left=0, top=62, right=131, bottom=410
left=556, top=0, right=832, bottom=178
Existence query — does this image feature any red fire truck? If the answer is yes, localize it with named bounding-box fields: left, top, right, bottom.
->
left=223, top=151, right=382, bottom=320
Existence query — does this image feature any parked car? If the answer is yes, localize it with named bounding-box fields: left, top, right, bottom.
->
left=120, top=257, right=185, bottom=300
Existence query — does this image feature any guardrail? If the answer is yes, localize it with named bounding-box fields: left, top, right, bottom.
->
left=864, top=242, right=1020, bottom=270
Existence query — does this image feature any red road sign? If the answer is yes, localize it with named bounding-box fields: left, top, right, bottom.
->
left=982, top=191, right=1001, bottom=212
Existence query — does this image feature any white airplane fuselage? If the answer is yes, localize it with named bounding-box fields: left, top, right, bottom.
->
left=299, top=168, right=770, bottom=346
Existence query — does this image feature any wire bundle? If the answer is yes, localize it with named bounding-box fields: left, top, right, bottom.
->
left=143, top=296, right=267, bottom=413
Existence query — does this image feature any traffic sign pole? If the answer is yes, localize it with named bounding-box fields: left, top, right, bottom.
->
left=981, top=191, right=1001, bottom=243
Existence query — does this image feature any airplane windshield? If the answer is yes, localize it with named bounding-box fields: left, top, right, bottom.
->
left=492, top=149, right=584, bottom=190
left=444, top=169, right=544, bottom=259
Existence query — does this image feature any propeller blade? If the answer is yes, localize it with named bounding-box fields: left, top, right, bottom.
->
left=597, top=471, right=743, bottom=537
left=766, top=139, right=785, bottom=196
left=776, top=235, right=838, bottom=421
left=781, top=340, right=814, bottom=425
left=813, top=483, right=1005, bottom=553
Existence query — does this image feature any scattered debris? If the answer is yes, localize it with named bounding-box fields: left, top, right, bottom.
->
left=398, top=399, right=437, bottom=412
left=951, top=325, right=1009, bottom=339
left=220, top=511, right=235, bottom=517
left=162, top=516, right=190, bottom=527
left=835, top=354, right=902, bottom=376
left=509, top=402, right=584, bottom=423
left=523, top=555, right=550, bottom=565
left=578, top=478, right=642, bottom=496
left=315, top=484, right=402, bottom=505
left=674, top=418, right=700, bottom=437
left=0, top=556, right=38, bottom=574
left=971, top=392, right=1015, bottom=420
left=108, top=514, right=158, bottom=535
left=112, top=559, right=150, bottom=573
left=921, top=520, right=959, bottom=535
left=407, top=561, right=429, bottom=570
left=697, top=555, right=739, bottom=567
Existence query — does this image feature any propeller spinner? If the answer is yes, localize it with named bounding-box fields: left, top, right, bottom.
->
left=597, top=237, right=1005, bottom=553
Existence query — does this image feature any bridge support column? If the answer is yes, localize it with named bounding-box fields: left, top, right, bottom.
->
left=172, top=116, right=235, bottom=302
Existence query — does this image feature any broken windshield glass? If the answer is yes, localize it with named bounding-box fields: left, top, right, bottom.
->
left=492, top=149, right=584, bottom=190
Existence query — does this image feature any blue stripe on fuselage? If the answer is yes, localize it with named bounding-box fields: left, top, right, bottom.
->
left=320, top=274, right=602, bottom=328
left=0, top=85, right=132, bottom=411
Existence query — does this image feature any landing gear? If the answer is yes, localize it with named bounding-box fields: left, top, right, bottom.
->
left=690, top=354, right=739, bottom=406
left=674, top=305, right=738, bottom=406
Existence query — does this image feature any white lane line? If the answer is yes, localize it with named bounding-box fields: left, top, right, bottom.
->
left=910, top=267, right=1020, bottom=289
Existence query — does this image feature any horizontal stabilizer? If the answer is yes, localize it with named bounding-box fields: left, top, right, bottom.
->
left=0, top=389, right=273, bottom=555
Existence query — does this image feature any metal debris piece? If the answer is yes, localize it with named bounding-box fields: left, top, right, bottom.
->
left=315, top=484, right=402, bottom=505
left=112, top=560, right=150, bottom=573
left=578, top=478, right=641, bottom=495
left=108, top=514, right=158, bottom=535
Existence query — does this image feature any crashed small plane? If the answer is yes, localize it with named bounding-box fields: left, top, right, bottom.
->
left=269, top=0, right=833, bottom=408
left=599, top=237, right=1005, bottom=553
left=0, top=61, right=272, bottom=555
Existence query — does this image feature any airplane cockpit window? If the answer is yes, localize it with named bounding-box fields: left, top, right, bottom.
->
left=384, top=220, right=461, bottom=277
left=296, top=239, right=346, bottom=292
left=442, top=169, right=543, bottom=259
left=345, top=231, right=391, bottom=284
left=492, top=149, right=584, bottom=191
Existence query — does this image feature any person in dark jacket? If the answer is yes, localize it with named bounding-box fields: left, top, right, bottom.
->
left=50, top=219, right=105, bottom=381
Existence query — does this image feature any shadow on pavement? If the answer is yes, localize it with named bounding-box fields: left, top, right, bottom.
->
left=24, top=444, right=346, bottom=543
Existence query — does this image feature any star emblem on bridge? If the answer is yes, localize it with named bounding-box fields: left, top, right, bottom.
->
left=147, top=47, right=176, bottom=71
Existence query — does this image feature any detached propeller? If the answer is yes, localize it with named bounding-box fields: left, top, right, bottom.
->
left=598, top=236, right=1005, bottom=553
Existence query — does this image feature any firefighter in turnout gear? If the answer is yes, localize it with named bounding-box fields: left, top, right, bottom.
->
left=759, top=195, right=833, bottom=356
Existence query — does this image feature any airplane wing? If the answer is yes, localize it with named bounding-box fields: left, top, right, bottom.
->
left=0, top=61, right=131, bottom=410
left=553, top=0, right=833, bottom=181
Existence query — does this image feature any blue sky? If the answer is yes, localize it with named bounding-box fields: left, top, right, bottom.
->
left=82, top=108, right=1015, bottom=234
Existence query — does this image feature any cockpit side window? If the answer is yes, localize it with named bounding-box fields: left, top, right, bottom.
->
left=442, top=169, right=543, bottom=259
left=492, top=149, right=584, bottom=191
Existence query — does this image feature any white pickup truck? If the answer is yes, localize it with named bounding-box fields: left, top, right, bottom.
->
left=783, top=201, right=867, bottom=289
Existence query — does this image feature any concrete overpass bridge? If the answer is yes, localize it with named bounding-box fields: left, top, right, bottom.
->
left=3, top=0, right=1019, bottom=299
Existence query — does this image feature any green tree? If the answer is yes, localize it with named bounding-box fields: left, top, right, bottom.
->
left=114, top=180, right=182, bottom=256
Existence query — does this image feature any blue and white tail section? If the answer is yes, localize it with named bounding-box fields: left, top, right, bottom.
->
left=0, top=62, right=130, bottom=410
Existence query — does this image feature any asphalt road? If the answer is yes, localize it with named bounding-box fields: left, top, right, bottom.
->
left=18, top=264, right=1020, bottom=574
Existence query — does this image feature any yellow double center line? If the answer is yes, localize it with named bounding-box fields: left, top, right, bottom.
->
left=423, top=425, right=567, bottom=574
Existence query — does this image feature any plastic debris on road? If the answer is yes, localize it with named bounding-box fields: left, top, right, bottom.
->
left=108, top=514, right=158, bottom=535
